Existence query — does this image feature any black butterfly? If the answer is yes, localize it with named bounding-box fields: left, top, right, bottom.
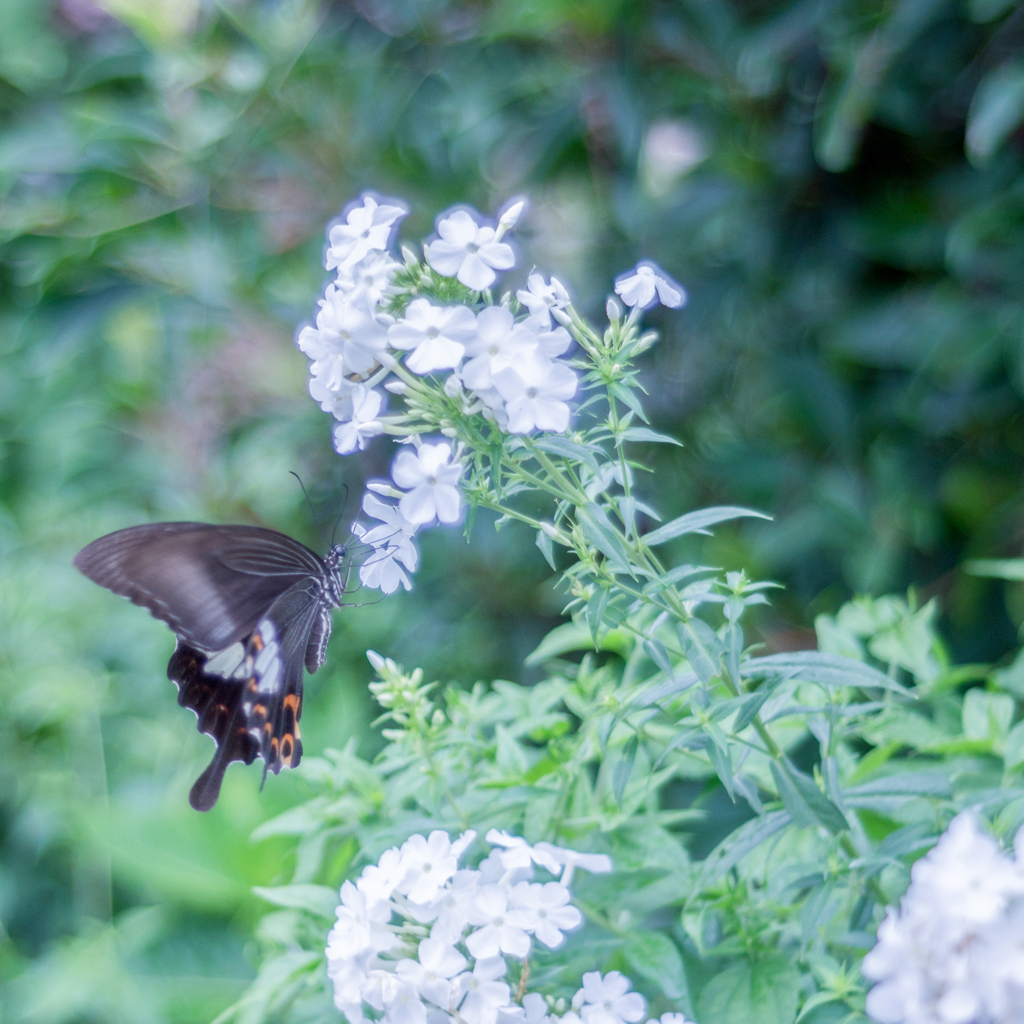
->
left=74, top=523, right=350, bottom=811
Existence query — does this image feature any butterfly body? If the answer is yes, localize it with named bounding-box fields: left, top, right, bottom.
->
left=74, top=523, right=348, bottom=810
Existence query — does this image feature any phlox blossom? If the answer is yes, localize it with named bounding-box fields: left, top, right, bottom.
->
left=352, top=493, right=419, bottom=595
left=614, top=261, right=685, bottom=310
left=466, top=885, right=533, bottom=959
left=392, top=442, right=464, bottom=525
left=334, top=385, right=384, bottom=454
left=426, top=209, right=515, bottom=290
left=573, top=972, right=646, bottom=1024
left=493, top=355, right=577, bottom=435
left=396, top=938, right=466, bottom=1008
left=456, top=956, right=512, bottom=1024
left=461, top=306, right=539, bottom=392
left=327, top=195, right=406, bottom=271
left=398, top=830, right=461, bottom=904
left=389, top=299, right=477, bottom=374
left=516, top=273, right=570, bottom=327
left=509, top=881, right=581, bottom=948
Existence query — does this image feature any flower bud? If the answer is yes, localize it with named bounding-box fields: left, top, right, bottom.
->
left=634, top=330, right=659, bottom=355
left=551, top=307, right=573, bottom=328
left=385, top=380, right=407, bottom=395
left=441, top=426, right=458, bottom=437
left=499, top=199, right=525, bottom=231
left=401, top=245, right=419, bottom=267
left=443, top=374, right=464, bottom=398
left=606, top=296, right=622, bottom=323
left=366, top=650, right=385, bottom=672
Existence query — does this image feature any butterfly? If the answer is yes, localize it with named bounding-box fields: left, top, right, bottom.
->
left=74, top=523, right=350, bottom=811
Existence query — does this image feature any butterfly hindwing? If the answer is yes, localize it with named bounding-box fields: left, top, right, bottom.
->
left=168, top=641, right=260, bottom=811
left=76, top=522, right=345, bottom=811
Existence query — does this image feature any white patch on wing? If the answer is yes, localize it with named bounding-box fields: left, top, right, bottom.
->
left=258, top=656, right=282, bottom=693
left=255, top=639, right=279, bottom=675
left=205, top=642, right=246, bottom=678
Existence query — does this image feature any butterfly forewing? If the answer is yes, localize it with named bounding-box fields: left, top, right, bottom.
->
left=75, top=522, right=344, bottom=810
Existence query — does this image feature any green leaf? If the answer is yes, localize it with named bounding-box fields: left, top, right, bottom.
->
left=697, top=955, right=800, bottom=1024
left=732, top=688, right=770, bottom=733
left=617, top=426, right=682, bottom=446
left=251, top=884, right=338, bottom=919
left=577, top=502, right=634, bottom=575
left=704, top=732, right=735, bottom=800
left=1005, top=720, right=1024, bottom=770
left=694, top=810, right=791, bottom=887
left=770, top=760, right=848, bottom=833
left=532, top=434, right=601, bottom=472
left=964, top=557, right=1024, bottom=581
left=609, top=381, right=648, bottom=422
left=526, top=621, right=632, bottom=664
left=742, top=650, right=912, bottom=696
left=966, top=59, right=1024, bottom=166
left=642, top=637, right=674, bottom=675
left=587, top=587, right=610, bottom=646
left=643, top=506, right=771, bottom=546
left=962, top=689, right=1014, bottom=744
left=614, top=734, right=639, bottom=806
left=536, top=528, right=556, bottom=570
left=678, top=619, right=722, bottom=684
left=623, top=931, right=691, bottom=1005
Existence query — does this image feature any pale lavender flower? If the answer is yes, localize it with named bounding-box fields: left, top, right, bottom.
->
left=392, top=442, right=464, bottom=525
left=614, top=261, right=685, bottom=310
left=426, top=209, right=515, bottom=290
left=327, top=195, right=406, bottom=271
left=333, top=386, right=385, bottom=454
left=389, top=300, right=477, bottom=374
left=492, top=355, right=577, bottom=435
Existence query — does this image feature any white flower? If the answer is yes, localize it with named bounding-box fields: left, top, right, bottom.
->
left=384, top=981, right=428, bottom=1024
left=466, top=884, right=533, bottom=959
left=461, top=307, right=539, bottom=392
left=531, top=843, right=613, bottom=886
left=362, top=969, right=407, bottom=1012
left=327, top=195, right=406, bottom=271
left=485, top=830, right=562, bottom=874
left=389, top=300, right=477, bottom=374
left=456, top=956, right=512, bottom=1024
left=492, top=355, right=577, bottom=435
left=300, top=287, right=391, bottom=381
left=516, top=273, right=570, bottom=327
left=358, top=845, right=406, bottom=903
left=353, top=494, right=419, bottom=595
left=613, top=261, right=685, bottom=310
left=862, top=812, right=1024, bottom=1024
left=522, top=994, right=551, bottom=1024
left=337, top=251, right=400, bottom=309
left=334, top=386, right=385, bottom=454
left=509, top=881, right=581, bottom=948
left=392, top=441, right=464, bottom=525
left=398, top=831, right=461, bottom=904
left=647, top=1015, right=692, bottom=1024
left=310, top=374, right=359, bottom=419
left=397, top=939, right=467, bottom=1008
left=532, top=323, right=572, bottom=359
left=426, top=209, right=515, bottom=290
left=574, top=972, right=645, bottom=1024
left=329, top=951, right=371, bottom=1022
left=327, top=881, right=396, bottom=959
left=410, top=868, right=481, bottom=944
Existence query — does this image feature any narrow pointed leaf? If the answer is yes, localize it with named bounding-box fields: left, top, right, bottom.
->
left=644, top=506, right=771, bottom=546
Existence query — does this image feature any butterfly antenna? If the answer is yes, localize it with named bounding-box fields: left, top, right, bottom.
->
left=290, top=471, right=328, bottom=548
left=331, top=482, right=350, bottom=547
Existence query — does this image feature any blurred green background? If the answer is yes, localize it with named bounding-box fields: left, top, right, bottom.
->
left=3, top=0, right=1024, bottom=1019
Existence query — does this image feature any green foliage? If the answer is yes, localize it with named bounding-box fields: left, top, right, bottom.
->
left=223, top=588, right=1024, bottom=1024
left=3, top=0, right=1024, bottom=1021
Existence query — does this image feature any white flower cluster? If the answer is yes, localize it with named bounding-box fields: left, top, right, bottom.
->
left=297, top=193, right=685, bottom=596
left=326, top=828, right=624, bottom=1024
left=862, top=812, right=1024, bottom=1024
